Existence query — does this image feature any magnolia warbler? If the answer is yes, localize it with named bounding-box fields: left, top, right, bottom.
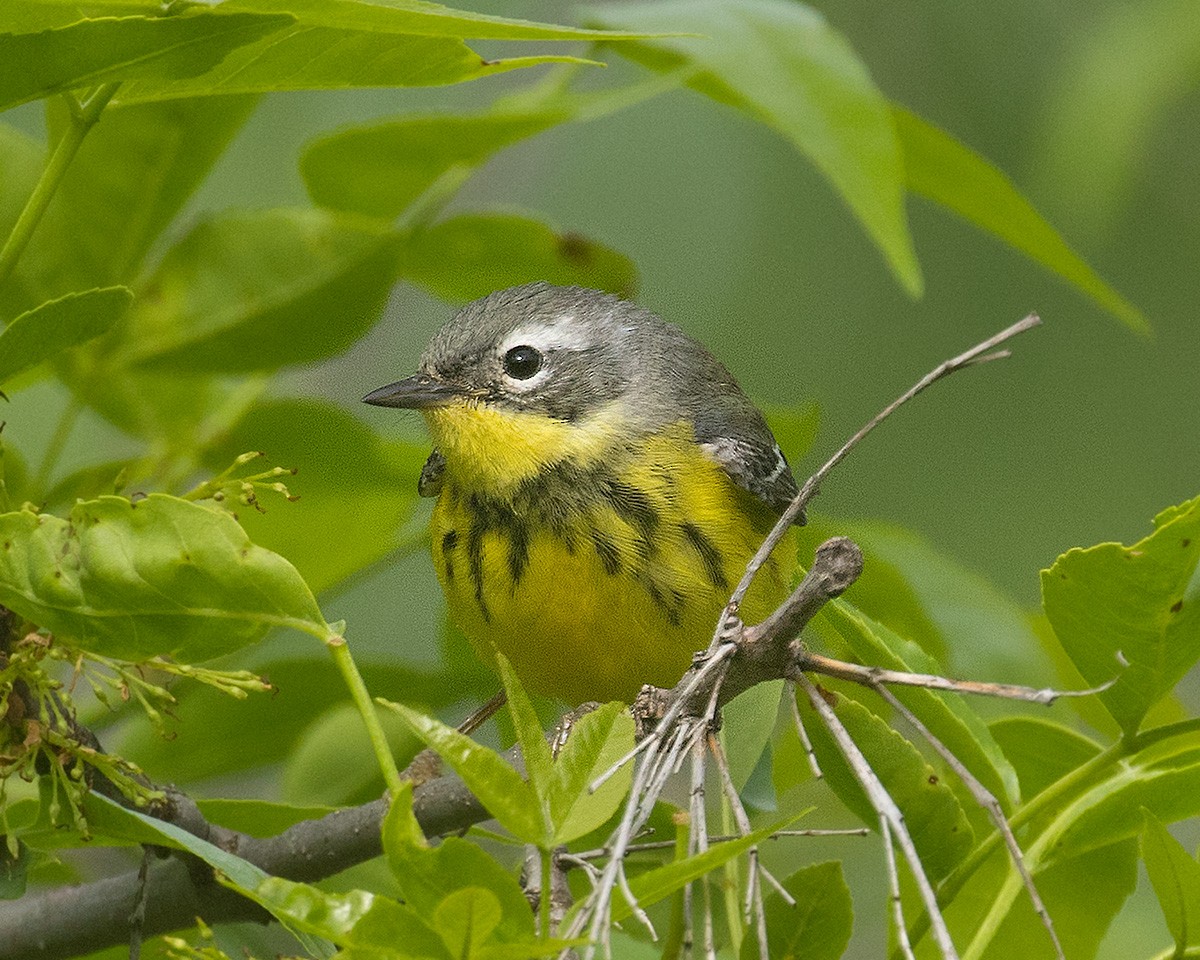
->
left=364, top=283, right=801, bottom=704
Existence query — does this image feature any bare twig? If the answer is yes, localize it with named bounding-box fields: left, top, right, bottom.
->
left=796, top=674, right=960, bottom=960
left=880, top=817, right=917, bottom=960
left=874, top=685, right=1065, bottom=960
left=787, top=680, right=823, bottom=779
left=798, top=651, right=1116, bottom=705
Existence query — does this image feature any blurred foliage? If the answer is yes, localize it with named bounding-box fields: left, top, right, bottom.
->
left=0, top=0, right=1197, bottom=958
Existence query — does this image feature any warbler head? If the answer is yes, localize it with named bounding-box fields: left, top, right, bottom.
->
left=364, top=283, right=798, bottom=509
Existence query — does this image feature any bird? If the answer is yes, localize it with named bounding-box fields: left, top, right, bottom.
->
left=363, top=283, right=801, bottom=705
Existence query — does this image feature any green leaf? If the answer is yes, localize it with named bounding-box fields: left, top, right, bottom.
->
left=590, top=0, right=920, bottom=295
left=817, top=600, right=1020, bottom=808
left=302, top=110, right=567, bottom=219
left=383, top=782, right=535, bottom=944
left=381, top=700, right=544, bottom=844
left=1047, top=733, right=1200, bottom=865
left=194, top=798, right=337, bottom=839
left=893, top=106, right=1146, bottom=332
left=0, top=493, right=329, bottom=662
left=433, top=887, right=502, bottom=957
left=246, top=874, right=446, bottom=956
left=127, top=209, right=402, bottom=373
left=41, top=95, right=262, bottom=291
left=0, top=11, right=292, bottom=110
left=1143, top=809, right=1200, bottom=952
left=115, top=30, right=592, bottom=105
left=945, top=838, right=1138, bottom=960
left=496, top=653, right=554, bottom=828
left=547, top=702, right=634, bottom=845
left=82, top=793, right=268, bottom=891
left=796, top=687, right=973, bottom=880
left=740, top=861, right=852, bottom=960
left=399, top=213, right=638, bottom=304
left=0, top=287, right=130, bottom=385
left=1042, top=495, right=1200, bottom=736
left=215, top=0, right=660, bottom=41
left=830, top=519, right=1049, bottom=682
left=201, top=399, right=426, bottom=595
left=284, top=702, right=422, bottom=807
left=988, top=716, right=1102, bottom=801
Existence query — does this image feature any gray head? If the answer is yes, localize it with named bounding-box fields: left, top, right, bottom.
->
left=364, top=283, right=800, bottom=511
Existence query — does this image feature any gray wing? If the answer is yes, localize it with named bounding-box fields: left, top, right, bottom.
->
left=699, top=433, right=803, bottom=521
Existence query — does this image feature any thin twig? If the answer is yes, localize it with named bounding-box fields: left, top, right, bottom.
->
left=787, top=681, right=823, bottom=779
left=880, top=817, right=917, bottom=960
left=874, top=685, right=1065, bottom=960
left=798, top=651, right=1116, bottom=705
left=796, top=675, right=960, bottom=960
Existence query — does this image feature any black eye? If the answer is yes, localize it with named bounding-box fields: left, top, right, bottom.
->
left=503, top=345, right=543, bottom=380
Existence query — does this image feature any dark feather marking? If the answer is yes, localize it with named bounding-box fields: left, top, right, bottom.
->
left=466, top=509, right=489, bottom=622
left=507, top=520, right=530, bottom=589
left=591, top=530, right=621, bottom=575
left=681, top=522, right=728, bottom=592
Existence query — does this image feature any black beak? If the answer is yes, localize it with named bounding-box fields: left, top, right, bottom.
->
left=362, top=374, right=467, bottom=409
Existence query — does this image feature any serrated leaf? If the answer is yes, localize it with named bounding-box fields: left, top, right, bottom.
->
left=1042, top=494, right=1200, bottom=736
left=1142, top=810, right=1200, bottom=951
left=817, top=599, right=1020, bottom=808
left=398, top=213, right=638, bottom=303
left=0, top=11, right=291, bottom=110
left=547, top=702, right=634, bottom=845
left=127, top=209, right=401, bottom=373
left=590, top=0, right=920, bottom=295
left=740, top=861, right=852, bottom=960
left=0, top=287, right=130, bottom=385
left=894, top=106, right=1146, bottom=332
left=381, top=700, right=543, bottom=844
left=302, top=111, right=566, bottom=218
left=83, top=793, right=267, bottom=891
left=201, top=399, right=426, bottom=595
left=796, top=687, right=973, bottom=880
left=0, top=493, right=329, bottom=662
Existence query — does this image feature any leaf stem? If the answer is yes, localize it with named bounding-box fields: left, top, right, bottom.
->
left=326, top=633, right=404, bottom=796
left=0, top=84, right=120, bottom=287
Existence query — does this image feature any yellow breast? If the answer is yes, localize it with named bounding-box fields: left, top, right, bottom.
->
left=425, top=401, right=797, bottom=704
